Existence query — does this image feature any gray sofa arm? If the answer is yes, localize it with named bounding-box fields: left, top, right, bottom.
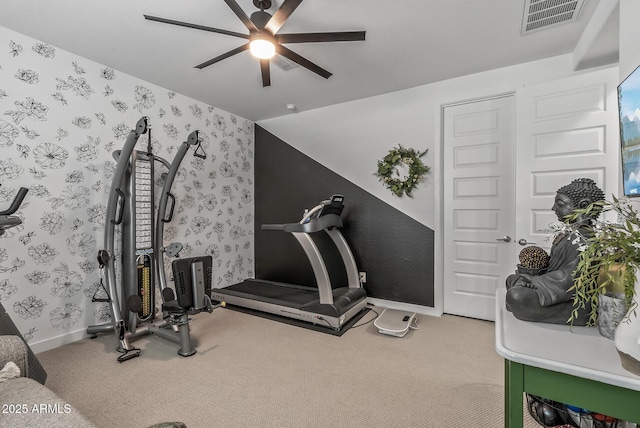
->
left=0, top=335, right=28, bottom=377
left=0, top=303, right=47, bottom=384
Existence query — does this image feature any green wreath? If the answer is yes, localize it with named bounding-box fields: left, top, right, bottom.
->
left=374, top=145, right=430, bottom=197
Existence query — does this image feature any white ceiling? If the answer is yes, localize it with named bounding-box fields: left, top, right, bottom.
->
left=0, top=0, right=619, bottom=122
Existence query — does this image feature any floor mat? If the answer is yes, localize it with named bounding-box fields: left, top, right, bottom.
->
left=226, top=305, right=371, bottom=336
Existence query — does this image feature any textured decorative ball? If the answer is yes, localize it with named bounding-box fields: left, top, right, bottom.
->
left=518, top=246, right=550, bottom=269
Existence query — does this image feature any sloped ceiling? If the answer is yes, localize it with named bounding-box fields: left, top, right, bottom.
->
left=0, top=0, right=619, bottom=121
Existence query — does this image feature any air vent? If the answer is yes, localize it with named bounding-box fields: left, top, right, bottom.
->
left=272, top=54, right=299, bottom=71
left=521, top=0, right=586, bottom=34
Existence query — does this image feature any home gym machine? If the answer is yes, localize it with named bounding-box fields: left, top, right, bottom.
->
left=211, top=194, right=367, bottom=331
left=86, top=117, right=223, bottom=362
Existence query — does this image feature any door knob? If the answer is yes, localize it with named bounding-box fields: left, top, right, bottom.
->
left=518, top=238, right=536, bottom=246
left=496, top=236, right=512, bottom=242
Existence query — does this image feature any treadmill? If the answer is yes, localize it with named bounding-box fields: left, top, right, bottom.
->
left=211, top=195, right=367, bottom=330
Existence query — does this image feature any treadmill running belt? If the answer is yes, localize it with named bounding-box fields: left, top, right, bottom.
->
left=222, top=280, right=320, bottom=307
left=227, top=304, right=371, bottom=336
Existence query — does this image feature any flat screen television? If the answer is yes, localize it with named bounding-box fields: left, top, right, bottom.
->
left=618, top=64, right=640, bottom=197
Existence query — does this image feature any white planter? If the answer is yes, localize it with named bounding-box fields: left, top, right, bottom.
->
left=598, top=292, right=627, bottom=339
left=614, top=270, right=640, bottom=376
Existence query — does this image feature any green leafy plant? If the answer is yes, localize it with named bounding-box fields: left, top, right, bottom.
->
left=567, top=196, right=640, bottom=326
left=374, top=145, right=430, bottom=197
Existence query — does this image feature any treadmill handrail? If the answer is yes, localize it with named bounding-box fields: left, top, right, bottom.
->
left=261, top=224, right=285, bottom=231
left=285, top=214, right=343, bottom=233
left=261, top=214, right=343, bottom=234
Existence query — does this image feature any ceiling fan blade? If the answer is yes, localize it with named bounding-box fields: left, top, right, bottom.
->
left=276, top=45, right=332, bottom=79
left=278, top=31, right=366, bottom=44
left=265, top=0, right=303, bottom=35
left=224, top=0, right=259, bottom=33
left=195, top=43, right=250, bottom=69
left=260, top=59, right=271, bottom=87
left=144, top=15, right=248, bottom=39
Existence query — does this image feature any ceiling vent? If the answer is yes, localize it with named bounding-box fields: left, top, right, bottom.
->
left=521, top=0, right=586, bottom=34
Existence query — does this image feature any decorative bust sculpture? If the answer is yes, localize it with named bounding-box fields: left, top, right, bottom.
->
left=505, top=178, right=605, bottom=325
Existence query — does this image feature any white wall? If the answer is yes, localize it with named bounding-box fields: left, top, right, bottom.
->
left=619, top=0, right=640, bottom=80
left=0, top=25, right=255, bottom=353
left=258, top=54, right=601, bottom=230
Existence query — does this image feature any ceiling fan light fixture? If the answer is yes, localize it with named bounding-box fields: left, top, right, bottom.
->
left=250, top=36, right=276, bottom=59
left=144, top=0, right=366, bottom=87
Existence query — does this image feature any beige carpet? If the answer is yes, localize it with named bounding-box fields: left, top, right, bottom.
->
left=35, top=307, right=540, bottom=428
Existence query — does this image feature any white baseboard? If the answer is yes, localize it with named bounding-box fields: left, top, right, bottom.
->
left=30, top=327, right=90, bottom=354
left=28, top=300, right=440, bottom=353
left=366, top=298, right=442, bottom=317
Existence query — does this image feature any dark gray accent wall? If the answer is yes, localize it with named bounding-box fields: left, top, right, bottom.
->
left=254, top=126, right=434, bottom=307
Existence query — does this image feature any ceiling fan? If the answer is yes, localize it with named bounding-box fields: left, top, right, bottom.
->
left=144, top=0, right=366, bottom=87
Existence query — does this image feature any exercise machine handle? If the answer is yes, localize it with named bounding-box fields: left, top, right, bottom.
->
left=112, top=188, right=125, bottom=225
left=162, top=192, right=176, bottom=223
left=0, top=187, right=29, bottom=216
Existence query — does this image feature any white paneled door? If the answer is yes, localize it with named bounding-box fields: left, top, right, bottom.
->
left=443, top=95, right=516, bottom=321
left=442, top=67, right=619, bottom=321
left=515, top=67, right=620, bottom=255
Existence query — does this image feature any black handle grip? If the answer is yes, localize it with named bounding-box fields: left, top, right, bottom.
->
left=112, top=188, right=125, bottom=225
left=162, top=192, right=176, bottom=222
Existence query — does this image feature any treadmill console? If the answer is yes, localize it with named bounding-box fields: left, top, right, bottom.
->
left=318, top=194, right=344, bottom=218
left=330, top=194, right=343, bottom=204
left=300, top=194, right=344, bottom=224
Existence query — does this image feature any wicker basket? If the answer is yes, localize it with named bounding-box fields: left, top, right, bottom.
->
left=526, top=394, right=621, bottom=427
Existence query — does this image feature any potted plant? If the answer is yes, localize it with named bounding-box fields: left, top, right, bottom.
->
left=563, top=196, right=640, bottom=375
left=566, top=196, right=639, bottom=330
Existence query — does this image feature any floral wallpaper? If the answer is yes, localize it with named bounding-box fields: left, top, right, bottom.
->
left=0, top=26, right=254, bottom=350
